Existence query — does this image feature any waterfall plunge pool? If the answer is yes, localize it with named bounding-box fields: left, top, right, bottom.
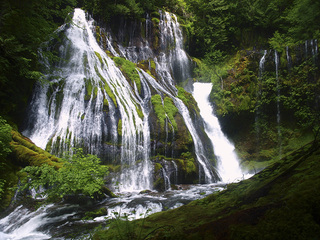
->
left=0, top=183, right=226, bottom=239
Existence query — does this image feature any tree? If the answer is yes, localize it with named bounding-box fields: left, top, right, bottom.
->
left=0, top=116, right=12, bottom=200
left=20, top=148, right=109, bottom=200
left=285, top=0, right=320, bottom=41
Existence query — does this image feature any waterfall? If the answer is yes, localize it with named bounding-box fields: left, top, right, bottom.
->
left=22, top=8, right=219, bottom=191
left=259, top=50, right=267, bottom=78
left=315, top=39, right=318, bottom=61
left=139, top=70, right=217, bottom=183
left=255, top=50, right=267, bottom=142
left=158, top=11, right=191, bottom=83
left=162, top=165, right=171, bottom=190
left=286, top=46, right=292, bottom=71
left=193, top=82, right=243, bottom=183
left=311, top=39, right=318, bottom=64
left=275, top=50, right=282, bottom=159
left=23, top=9, right=152, bottom=191
left=305, top=40, right=308, bottom=59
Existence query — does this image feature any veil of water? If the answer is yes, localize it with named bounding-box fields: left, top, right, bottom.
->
left=193, top=83, right=244, bottom=182
left=23, top=9, right=152, bottom=191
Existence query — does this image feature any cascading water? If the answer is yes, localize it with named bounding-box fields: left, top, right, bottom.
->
left=158, top=11, right=191, bottom=83
left=23, top=9, right=152, bottom=191
left=259, top=50, right=267, bottom=78
left=286, top=46, right=292, bottom=71
left=255, top=50, right=267, bottom=145
left=1, top=8, right=251, bottom=239
left=109, top=9, right=218, bottom=183
left=275, top=50, right=282, bottom=159
left=139, top=70, right=217, bottom=183
left=193, top=83, right=243, bottom=183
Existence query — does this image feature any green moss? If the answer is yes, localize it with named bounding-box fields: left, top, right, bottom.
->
left=1, top=130, right=63, bottom=210
left=93, top=86, right=98, bottom=99
left=180, top=152, right=196, bottom=174
left=135, top=105, right=144, bottom=119
left=163, top=97, right=178, bottom=130
left=94, top=65, right=118, bottom=107
left=103, top=98, right=109, bottom=113
left=185, top=159, right=196, bottom=174
left=83, top=207, right=107, bottom=220
left=150, top=94, right=179, bottom=130
left=117, top=119, right=122, bottom=136
left=151, top=94, right=166, bottom=128
left=113, top=57, right=141, bottom=94
left=176, top=86, right=199, bottom=117
left=155, top=163, right=163, bottom=172
left=95, top=26, right=101, bottom=44
left=94, top=51, right=103, bottom=66
left=10, top=131, right=61, bottom=166
left=83, top=52, right=89, bottom=75
left=137, top=60, right=157, bottom=78
left=153, top=177, right=164, bottom=190
left=152, top=17, right=160, bottom=26
left=84, top=78, right=93, bottom=101
left=105, top=164, right=121, bottom=173
left=150, top=60, right=156, bottom=70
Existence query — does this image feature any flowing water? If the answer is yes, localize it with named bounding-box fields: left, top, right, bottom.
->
left=275, top=50, right=282, bottom=159
left=255, top=50, right=267, bottom=141
left=23, top=9, right=152, bottom=192
left=286, top=46, right=292, bottom=71
left=193, top=83, right=244, bottom=183
left=0, top=184, right=225, bottom=239
left=1, top=8, right=251, bottom=239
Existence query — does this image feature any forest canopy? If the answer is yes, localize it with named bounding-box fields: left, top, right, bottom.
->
left=0, top=0, right=319, bottom=122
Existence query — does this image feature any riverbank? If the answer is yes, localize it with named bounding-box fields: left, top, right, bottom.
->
left=94, top=140, right=320, bottom=239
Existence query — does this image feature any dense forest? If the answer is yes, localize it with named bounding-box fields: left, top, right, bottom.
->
left=0, top=0, right=320, bottom=239
left=1, top=0, right=319, bottom=122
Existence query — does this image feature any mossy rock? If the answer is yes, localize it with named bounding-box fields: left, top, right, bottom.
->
left=0, top=130, right=62, bottom=211
left=10, top=130, right=61, bottom=168
left=151, top=94, right=179, bottom=131
left=113, top=57, right=142, bottom=94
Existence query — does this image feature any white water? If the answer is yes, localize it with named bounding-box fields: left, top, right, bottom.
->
left=259, top=50, right=267, bottom=78
left=0, top=184, right=224, bottom=239
left=0, top=204, right=76, bottom=240
left=275, top=50, right=282, bottom=159
left=139, top=70, right=216, bottom=183
left=1, top=8, right=254, bottom=239
left=23, top=9, right=152, bottom=191
left=193, top=83, right=244, bottom=183
left=255, top=50, right=268, bottom=139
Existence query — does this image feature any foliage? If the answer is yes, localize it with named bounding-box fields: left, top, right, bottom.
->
left=0, top=0, right=76, bottom=122
left=20, top=148, right=108, bottom=200
left=285, top=0, right=320, bottom=41
left=0, top=116, right=12, bottom=200
left=111, top=209, right=151, bottom=240
left=0, top=117, right=12, bottom=159
left=113, top=57, right=141, bottom=94
left=184, top=0, right=319, bottom=62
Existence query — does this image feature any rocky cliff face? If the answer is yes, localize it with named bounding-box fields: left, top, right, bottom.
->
left=209, top=40, right=319, bottom=172
left=22, top=9, right=219, bottom=192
